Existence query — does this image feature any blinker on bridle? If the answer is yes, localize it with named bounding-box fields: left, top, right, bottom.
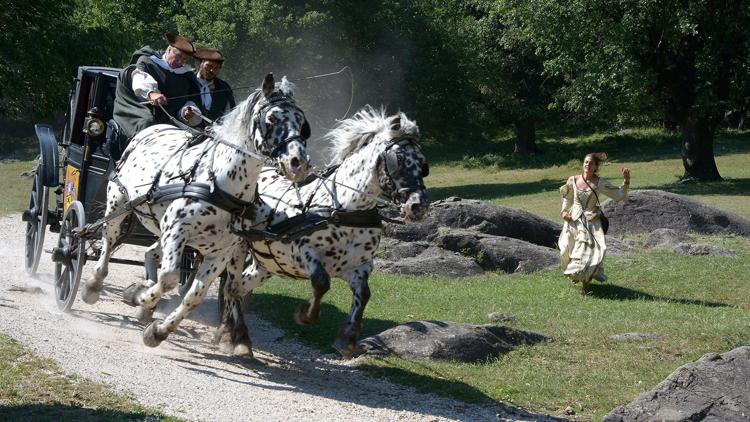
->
left=252, top=93, right=309, bottom=160
left=381, top=136, right=428, bottom=204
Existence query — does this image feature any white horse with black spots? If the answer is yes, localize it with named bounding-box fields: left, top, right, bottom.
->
left=216, top=106, right=430, bottom=358
left=82, top=74, right=311, bottom=352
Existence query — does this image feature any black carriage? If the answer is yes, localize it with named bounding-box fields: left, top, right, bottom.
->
left=23, top=66, right=197, bottom=311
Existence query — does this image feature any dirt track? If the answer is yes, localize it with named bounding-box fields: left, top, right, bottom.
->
left=0, top=214, right=559, bottom=422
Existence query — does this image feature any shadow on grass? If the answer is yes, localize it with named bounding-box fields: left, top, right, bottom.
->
left=643, top=177, right=750, bottom=197
left=249, top=293, right=491, bottom=396
left=0, top=404, right=165, bottom=421
left=425, top=129, right=750, bottom=170
left=427, top=179, right=562, bottom=201
left=589, top=284, right=732, bottom=308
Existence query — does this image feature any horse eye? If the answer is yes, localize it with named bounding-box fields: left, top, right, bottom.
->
left=267, top=115, right=277, bottom=124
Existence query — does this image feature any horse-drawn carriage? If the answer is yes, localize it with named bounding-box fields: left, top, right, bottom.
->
left=21, top=64, right=430, bottom=358
left=22, top=66, right=199, bottom=311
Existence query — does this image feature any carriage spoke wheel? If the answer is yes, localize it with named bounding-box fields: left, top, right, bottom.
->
left=24, top=163, right=49, bottom=275
left=53, top=202, right=86, bottom=312
left=178, top=249, right=201, bottom=297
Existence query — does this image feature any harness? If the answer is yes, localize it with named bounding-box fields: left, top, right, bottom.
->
left=229, top=136, right=424, bottom=279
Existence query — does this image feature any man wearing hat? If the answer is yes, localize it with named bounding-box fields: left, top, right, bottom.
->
left=110, top=33, right=204, bottom=159
left=194, top=48, right=236, bottom=122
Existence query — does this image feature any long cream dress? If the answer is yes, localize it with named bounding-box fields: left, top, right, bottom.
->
left=558, top=175, right=629, bottom=284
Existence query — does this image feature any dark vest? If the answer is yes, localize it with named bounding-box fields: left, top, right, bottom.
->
left=202, top=77, right=236, bottom=121
left=112, top=47, right=203, bottom=140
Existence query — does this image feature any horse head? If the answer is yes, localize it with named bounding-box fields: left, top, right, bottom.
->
left=225, top=73, right=311, bottom=182
left=376, top=113, right=430, bottom=221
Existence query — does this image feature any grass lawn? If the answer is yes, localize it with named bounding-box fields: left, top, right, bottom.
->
left=0, top=127, right=748, bottom=420
left=250, top=235, right=750, bottom=419
left=0, top=335, right=179, bottom=421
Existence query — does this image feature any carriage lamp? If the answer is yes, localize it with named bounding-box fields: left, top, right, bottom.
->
left=83, top=108, right=106, bottom=137
left=84, top=116, right=105, bottom=137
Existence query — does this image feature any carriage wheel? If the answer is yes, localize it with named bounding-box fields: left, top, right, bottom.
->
left=178, top=249, right=201, bottom=297
left=23, top=163, right=49, bottom=275
left=53, top=202, right=86, bottom=312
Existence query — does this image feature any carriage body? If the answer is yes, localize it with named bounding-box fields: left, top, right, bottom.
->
left=23, top=66, right=195, bottom=311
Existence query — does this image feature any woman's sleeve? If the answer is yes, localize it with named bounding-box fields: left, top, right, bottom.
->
left=598, top=178, right=629, bottom=201
left=560, top=176, right=574, bottom=214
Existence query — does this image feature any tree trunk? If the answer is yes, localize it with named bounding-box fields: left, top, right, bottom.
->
left=680, top=117, right=722, bottom=182
left=513, top=118, right=540, bottom=154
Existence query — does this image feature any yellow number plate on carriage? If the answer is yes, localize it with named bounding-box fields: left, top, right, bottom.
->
left=63, top=165, right=81, bottom=213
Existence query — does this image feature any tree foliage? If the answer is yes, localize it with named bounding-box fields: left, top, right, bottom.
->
left=2, top=0, right=750, bottom=179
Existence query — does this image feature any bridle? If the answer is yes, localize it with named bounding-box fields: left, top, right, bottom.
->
left=380, top=136, right=429, bottom=204
left=250, top=92, right=310, bottom=160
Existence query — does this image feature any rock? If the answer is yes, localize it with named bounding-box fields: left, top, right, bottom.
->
left=358, top=320, right=551, bottom=363
left=606, top=236, right=637, bottom=256
left=378, top=238, right=431, bottom=260
left=672, top=243, right=737, bottom=257
left=375, top=246, right=484, bottom=277
left=487, top=312, right=517, bottom=324
left=608, top=333, right=662, bottom=341
left=603, top=190, right=750, bottom=236
left=603, top=346, right=750, bottom=421
left=435, top=229, right=559, bottom=274
left=643, top=228, right=694, bottom=249
left=384, top=198, right=562, bottom=248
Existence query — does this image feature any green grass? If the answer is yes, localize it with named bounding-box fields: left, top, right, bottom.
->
left=425, top=128, right=750, bottom=221
left=249, top=234, right=750, bottom=419
left=0, top=158, right=37, bottom=218
left=0, top=335, right=179, bottom=421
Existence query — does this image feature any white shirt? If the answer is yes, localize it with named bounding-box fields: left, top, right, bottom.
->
left=131, top=54, right=202, bottom=126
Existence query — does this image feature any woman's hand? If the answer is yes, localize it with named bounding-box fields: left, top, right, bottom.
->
left=621, top=167, right=631, bottom=184
left=561, top=211, right=573, bottom=222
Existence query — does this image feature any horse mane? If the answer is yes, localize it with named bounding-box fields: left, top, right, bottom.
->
left=325, top=106, right=419, bottom=164
left=211, top=76, right=297, bottom=143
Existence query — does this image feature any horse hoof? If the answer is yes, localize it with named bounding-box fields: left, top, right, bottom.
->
left=293, top=303, right=316, bottom=325
left=135, top=306, right=154, bottom=324
left=217, top=333, right=233, bottom=354
left=122, top=283, right=143, bottom=306
left=233, top=342, right=253, bottom=357
left=143, top=321, right=168, bottom=348
left=332, top=337, right=355, bottom=360
left=81, top=285, right=101, bottom=305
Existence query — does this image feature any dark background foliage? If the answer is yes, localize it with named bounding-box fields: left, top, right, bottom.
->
left=2, top=0, right=749, bottom=180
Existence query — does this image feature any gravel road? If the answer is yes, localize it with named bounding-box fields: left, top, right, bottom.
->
left=0, top=214, right=556, bottom=421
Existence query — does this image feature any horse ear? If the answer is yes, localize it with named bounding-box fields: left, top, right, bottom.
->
left=390, top=115, right=401, bottom=131
left=262, top=73, right=274, bottom=97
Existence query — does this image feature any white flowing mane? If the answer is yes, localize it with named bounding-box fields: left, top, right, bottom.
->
left=325, top=106, right=419, bottom=165
left=211, top=77, right=297, bottom=144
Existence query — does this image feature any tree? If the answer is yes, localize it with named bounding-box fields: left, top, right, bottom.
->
left=517, top=0, right=750, bottom=181
left=467, top=0, right=557, bottom=154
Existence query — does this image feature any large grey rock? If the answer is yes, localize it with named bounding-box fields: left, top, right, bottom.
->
left=375, top=246, right=484, bottom=277
left=603, top=346, right=750, bottom=421
left=377, top=238, right=431, bottom=260
left=384, top=197, right=562, bottom=248
left=358, top=320, right=551, bottom=363
left=644, top=228, right=695, bottom=249
left=603, top=190, right=750, bottom=236
left=672, top=243, right=737, bottom=257
left=607, top=236, right=637, bottom=256
left=436, top=229, right=559, bottom=273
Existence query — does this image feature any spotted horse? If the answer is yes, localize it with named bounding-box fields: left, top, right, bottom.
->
left=217, top=106, right=430, bottom=358
left=81, top=74, right=311, bottom=352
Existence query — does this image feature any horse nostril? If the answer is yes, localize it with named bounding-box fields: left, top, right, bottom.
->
left=290, top=157, right=300, bottom=169
left=410, top=203, right=421, bottom=214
